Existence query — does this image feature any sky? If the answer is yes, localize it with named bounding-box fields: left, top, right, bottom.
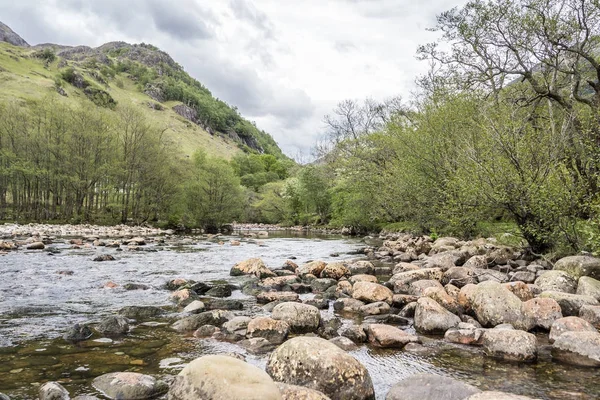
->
left=0, top=0, right=466, bottom=158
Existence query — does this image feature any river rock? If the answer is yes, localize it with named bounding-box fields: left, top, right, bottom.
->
left=329, top=336, right=358, bottom=351
left=366, top=324, right=419, bottom=348
left=92, top=372, right=168, bottom=399
left=311, top=278, right=338, bottom=292
left=203, top=298, right=243, bottom=310
left=320, top=262, right=350, bottom=280
left=277, top=383, right=331, bottom=400
left=521, top=298, right=562, bottom=330
left=171, top=310, right=232, bottom=332
left=510, top=271, right=536, bottom=284
left=169, top=289, right=199, bottom=306
left=481, top=329, right=537, bottom=361
left=554, top=255, right=600, bottom=280
left=222, top=316, right=251, bottom=333
left=551, top=331, right=600, bottom=366
left=470, top=281, right=525, bottom=328
left=271, top=302, right=320, bottom=333
left=231, top=258, right=276, bottom=279
left=503, top=281, right=534, bottom=301
left=352, top=281, right=392, bottom=304
left=579, top=305, right=600, bottom=329
left=0, top=394, right=8, bottom=400
left=240, top=337, right=276, bottom=354
left=257, top=291, right=300, bottom=304
left=261, top=275, right=300, bottom=290
left=390, top=268, right=443, bottom=294
left=422, top=286, right=461, bottom=314
left=577, top=276, right=600, bottom=300
left=266, top=336, right=375, bottom=400
left=548, top=316, right=597, bottom=343
left=442, top=267, right=477, bottom=287
left=347, top=261, right=375, bottom=275
left=340, top=324, right=367, bottom=343
left=539, top=291, right=599, bottom=316
left=472, top=268, right=509, bottom=283
left=414, top=297, right=461, bottom=334
left=360, top=301, right=390, bottom=315
left=385, top=373, right=480, bottom=400
left=168, top=355, right=281, bottom=400
left=444, top=327, right=484, bottom=345
left=297, top=261, right=327, bottom=277
left=27, top=241, right=45, bottom=250
left=334, top=298, right=365, bottom=313
left=39, top=382, right=70, bottom=400
left=246, top=316, right=290, bottom=344
left=182, top=300, right=205, bottom=314
left=463, top=255, right=488, bottom=269
left=96, top=316, right=129, bottom=336
left=205, top=285, right=231, bottom=298
left=119, top=305, right=165, bottom=320
left=466, top=392, right=536, bottom=399
left=193, top=325, right=219, bottom=337
left=408, top=279, right=443, bottom=296
left=534, top=271, right=577, bottom=293
left=63, top=323, right=93, bottom=342
left=349, top=274, right=378, bottom=284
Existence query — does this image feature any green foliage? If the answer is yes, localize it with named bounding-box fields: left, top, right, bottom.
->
left=60, top=67, right=79, bottom=85
left=33, top=48, right=56, bottom=63
left=84, top=87, right=117, bottom=109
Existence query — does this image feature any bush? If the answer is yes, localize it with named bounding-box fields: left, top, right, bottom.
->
left=33, top=48, right=56, bottom=63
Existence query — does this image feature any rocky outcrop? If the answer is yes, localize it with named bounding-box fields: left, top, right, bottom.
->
left=0, top=21, right=29, bottom=47
left=266, top=337, right=375, bottom=400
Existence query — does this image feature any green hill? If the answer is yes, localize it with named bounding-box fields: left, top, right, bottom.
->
left=0, top=23, right=285, bottom=160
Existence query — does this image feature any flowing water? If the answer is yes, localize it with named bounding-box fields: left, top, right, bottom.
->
left=0, top=232, right=599, bottom=399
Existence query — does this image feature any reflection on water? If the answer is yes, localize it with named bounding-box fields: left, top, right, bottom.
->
left=1, top=233, right=599, bottom=399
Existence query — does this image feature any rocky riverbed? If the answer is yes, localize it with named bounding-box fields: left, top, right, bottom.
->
left=1, top=226, right=600, bottom=399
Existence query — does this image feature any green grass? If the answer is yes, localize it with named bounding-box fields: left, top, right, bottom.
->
left=0, top=42, right=242, bottom=160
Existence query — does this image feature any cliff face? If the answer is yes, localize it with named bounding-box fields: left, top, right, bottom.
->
left=0, top=21, right=29, bottom=47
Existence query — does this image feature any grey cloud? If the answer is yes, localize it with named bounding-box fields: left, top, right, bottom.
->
left=334, top=41, right=357, bottom=53
left=229, top=0, right=273, bottom=38
left=147, top=0, right=215, bottom=40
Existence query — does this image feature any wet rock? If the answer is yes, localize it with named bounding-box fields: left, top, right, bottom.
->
left=535, top=271, right=577, bottom=293
left=193, top=325, right=219, bottom=337
left=63, top=323, right=93, bottom=342
left=202, top=298, right=243, bottom=311
left=577, top=276, right=600, bottom=300
left=311, top=278, right=338, bottom=292
left=261, top=275, right=300, bottom=290
left=549, top=317, right=597, bottom=343
left=0, top=394, right=8, bottom=400
left=257, top=291, right=300, bottom=304
left=334, top=298, right=365, bottom=313
left=317, top=315, right=342, bottom=339
left=391, top=294, right=418, bottom=308
left=444, top=327, right=484, bottom=345
left=320, top=262, right=350, bottom=280
left=304, top=297, right=329, bottom=309
left=539, top=291, right=599, bottom=316
left=291, top=283, right=313, bottom=294
left=348, top=274, right=378, bottom=284
left=169, top=289, right=199, bottom=307
left=469, top=281, right=525, bottom=328
left=442, top=267, right=477, bottom=287
left=414, top=297, right=461, bottom=334
left=366, top=324, right=419, bottom=348
left=340, top=324, right=367, bottom=343
left=385, top=373, right=480, bottom=400
left=96, top=316, right=129, bottom=336
left=297, top=261, right=327, bottom=277
left=481, top=329, right=537, bottom=361
left=554, top=255, right=600, bottom=280
left=240, top=337, right=276, bottom=354
left=352, top=281, right=393, bottom=304
left=329, top=336, right=358, bottom=351
left=521, top=298, right=562, bottom=330
left=335, top=280, right=353, bottom=296
left=277, top=383, right=331, bottom=400
left=359, top=301, right=390, bottom=315
left=168, top=355, right=281, bottom=400
left=398, top=302, right=417, bottom=318
left=182, top=300, right=205, bottom=314
left=246, top=317, right=290, bottom=344
left=347, top=260, right=375, bottom=275
left=266, top=336, right=375, bottom=400
left=551, top=331, right=600, bottom=367
left=171, top=310, right=232, bottom=332
left=26, top=241, right=45, bottom=250
left=93, top=254, right=115, bottom=262
left=390, top=268, right=443, bottom=294
left=122, top=283, right=149, bottom=290
left=283, top=260, right=298, bottom=272
left=92, top=372, right=168, bottom=400
left=579, top=305, right=600, bottom=329
left=222, top=316, right=251, bottom=333
left=465, top=392, right=536, bottom=399
left=272, top=302, right=320, bottom=333
left=392, top=262, right=420, bottom=274
left=230, top=258, right=276, bottom=279
left=39, top=382, right=70, bottom=400
left=205, top=285, right=232, bottom=298
left=165, top=278, right=189, bottom=291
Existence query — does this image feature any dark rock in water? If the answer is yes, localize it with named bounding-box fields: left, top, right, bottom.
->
left=205, top=285, right=232, bottom=298
left=551, top=331, right=600, bottom=366
left=240, top=337, right=276, bottom=354
left=92, top=372, right=168, bottom=400
left=123, top=283, right=149, bottom=290
left=63, top=323, right=93, bottom=342
left=118, top=306, right=164, bottom=320
left=202, top=298, right=243, bottom=310
left=95, top=316, right=129, bottom=336
left=304, top=297, right=329, bottom=309
left=93, top=254, right=115, bottom=262
left=193, top=324, right=219, bottom=337
left=385, top=373, right=480, bottom=400
left=340, top=324, right=367, bottom=343
left=189, top=281, right=210, bottom=295
left=172, top=310, right=232, bottom=332
left=38, top=382, right=70, bottom=400
left=165, top=278, right=191, bottom=291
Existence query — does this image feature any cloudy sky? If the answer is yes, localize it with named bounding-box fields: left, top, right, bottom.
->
left=0, top=0, right=465, bottom=157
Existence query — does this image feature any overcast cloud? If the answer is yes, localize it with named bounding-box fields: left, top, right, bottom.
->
left=0, top=0, right=466, bottom=157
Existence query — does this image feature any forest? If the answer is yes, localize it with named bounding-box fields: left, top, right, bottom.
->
left=1, top=0, right=600, bottom=255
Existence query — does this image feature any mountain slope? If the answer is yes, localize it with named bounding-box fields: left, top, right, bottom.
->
left=0, top=22, right=286, bottom=160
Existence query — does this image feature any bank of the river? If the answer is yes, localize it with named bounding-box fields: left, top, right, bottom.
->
left=0, top=225, right=599, bottom=400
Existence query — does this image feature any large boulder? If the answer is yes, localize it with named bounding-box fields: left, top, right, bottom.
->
left=385, top=373, right=480, bottom=400
left=442, top=267, right=477, bottom=288
left=92, top=372, right=168, bottom=400
left=366, top=324, right=419, bottom=348
left=347, top=261, right=375, bottom=275
left=551, top=331, right=600, bottom=367
left=577, top=276, right=600, bottom=300
left=334, top=298, right=365, bottom=313
left=246, top=317, right=290, bottom=344
left=277, top=383, right=331, bottom=400
left=95, top=316, right=129, bottom=336
left=580, top=305, right=600, bottom=329
left=297, top=261, right=327, bottom=277
left=320, top=262, right=350, bottom=280
left=414, top=297, right=461, bottom=334
left=548, top=316, right=597, bottom=343
left=39, top=382, right=70, bottom=400
left=390, top=268, right=443, bottom=294
left=469, top=281, right=525, bottom=329
left=520, top=298, right=562, bottom=330
left=534, top=271, right=577, bottom=293
left=554, top=255, right=600, bottom=280
left=408, top=279, right=443, bottom=296
left=352, top=281, right=393, bottom=304
left=271, top=302, right=320, bottom=333
left=266, top=337, right=375, bottom=400
left=422, top=286, right=462, bottom=314
left=481, top=329, right=538, bottom=362
left=168, top=355, right=282, bottom=400
left=231, top=258, right=276, bottom=279
left=539, top=291, right=599, bottom=316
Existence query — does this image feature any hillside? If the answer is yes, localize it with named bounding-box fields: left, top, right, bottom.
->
left=0, top=22, right=285, bottom=160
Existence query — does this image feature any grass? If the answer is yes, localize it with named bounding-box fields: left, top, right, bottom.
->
left=0, top=42, right=242, bottom=160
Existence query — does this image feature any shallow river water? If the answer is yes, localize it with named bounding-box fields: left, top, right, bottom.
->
left=0, top=232, right=599, bottom=399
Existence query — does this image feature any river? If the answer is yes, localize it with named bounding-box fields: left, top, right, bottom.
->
left=0, top=232, right=598, bottom=399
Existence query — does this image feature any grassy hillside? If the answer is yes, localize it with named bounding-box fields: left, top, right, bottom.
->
left=0, top=40, right=284, bottom=160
